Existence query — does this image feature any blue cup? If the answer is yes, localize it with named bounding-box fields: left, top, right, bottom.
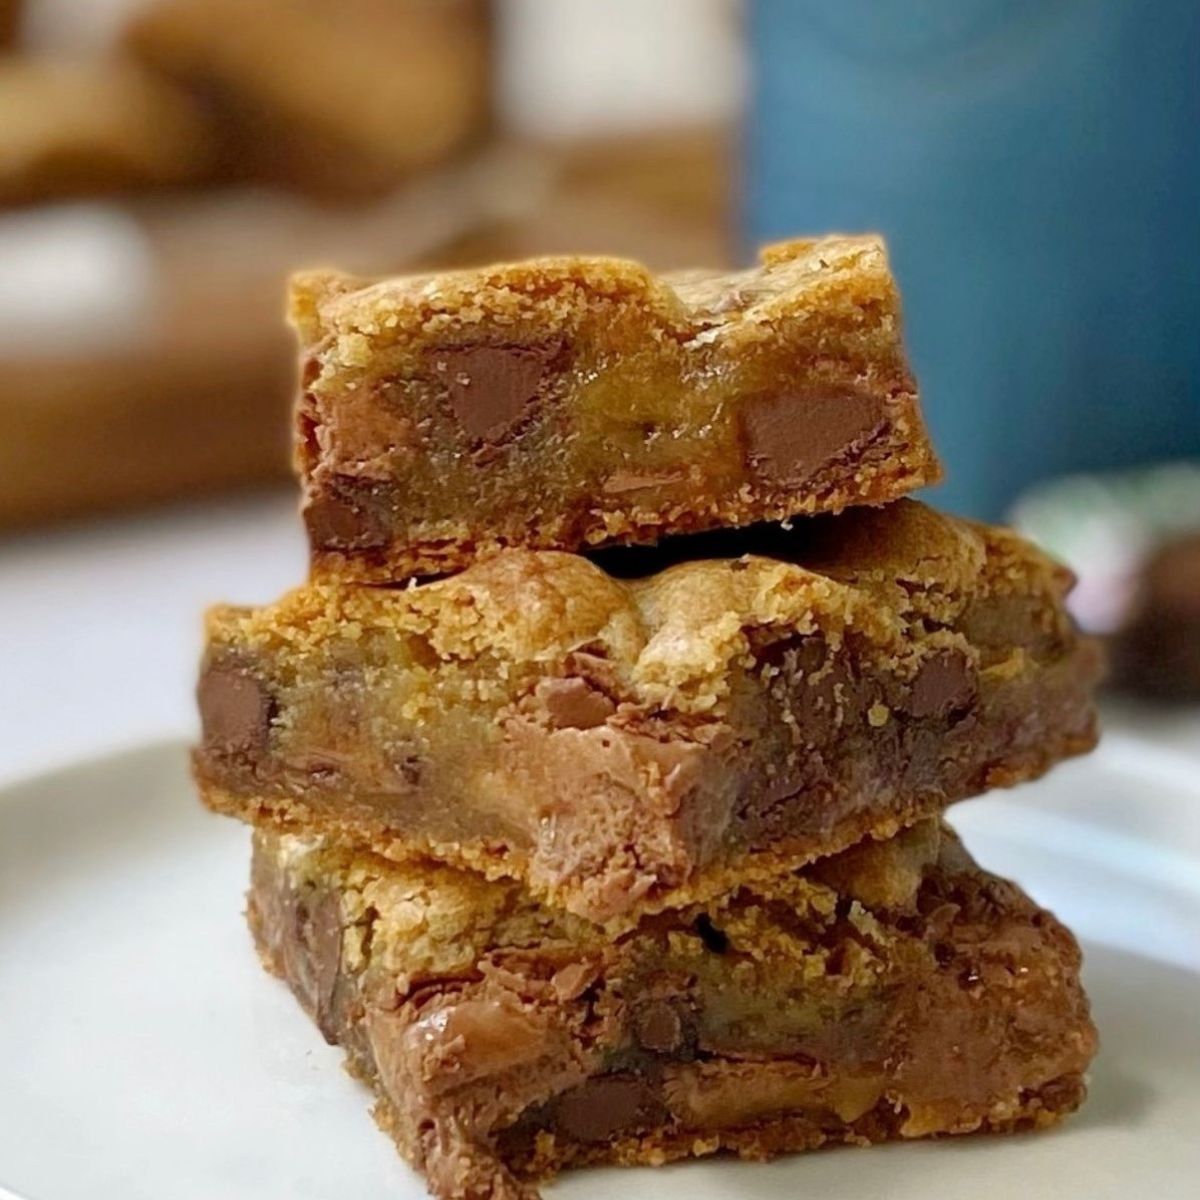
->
left=745, top=0, right=1200, bottom=517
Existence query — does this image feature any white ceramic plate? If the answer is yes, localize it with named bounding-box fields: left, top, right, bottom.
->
left=2, top=740, right=1198, bottom=1200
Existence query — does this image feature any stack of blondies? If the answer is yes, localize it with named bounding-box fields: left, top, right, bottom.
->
left=195, top=237, right=1102, bottom=1200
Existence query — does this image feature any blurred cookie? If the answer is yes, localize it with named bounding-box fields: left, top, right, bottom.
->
left=123, top=0, right=490, bottom=199
left=1013, top=460, right=1200, bottom=702
left=1, top=2, right=20, bottom=50
left=0, top=57, right=217, bottom=206
left=1110, top=531, right=1200, bottom=700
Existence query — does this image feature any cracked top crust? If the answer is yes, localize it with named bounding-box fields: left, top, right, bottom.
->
left=207, top=501, right=1072, bottom=722
left=293, top=235, right=907, bottom=361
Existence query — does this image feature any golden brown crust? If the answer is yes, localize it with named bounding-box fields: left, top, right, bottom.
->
left=291, top=236, right=941, bottom=581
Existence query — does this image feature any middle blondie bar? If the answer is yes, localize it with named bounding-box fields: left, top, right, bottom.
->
left=197, top=500, right=1100, bottom=922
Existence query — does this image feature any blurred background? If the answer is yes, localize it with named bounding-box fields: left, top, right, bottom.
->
left=0, top=0, right=1197, bottom=782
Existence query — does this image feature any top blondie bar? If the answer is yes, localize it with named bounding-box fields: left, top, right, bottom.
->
left=292, top=235, right=940, bottom=581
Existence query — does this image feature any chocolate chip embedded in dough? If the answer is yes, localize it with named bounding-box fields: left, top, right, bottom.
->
left=303, top=483, right=390, bottom=550
left=433, top=343, right=559, bottom=442
left=431, top=997, right=549, bottom=1079
left=634, top=1002, right=683, bottom=1053
left=741, top=385, right=889, bottom=484
left=304, top=492, right=360, bottom=546
left=905, top=651, right=975, bottom=719
left=552, top=1075, right=661, bottom=1143
left=538, top=677, right=616, bottom=729
left=323, top=389, right=416, bottom=479
left=297, top=888, right=345, bottom=1043
left=198, top=664, right=274, bottom=757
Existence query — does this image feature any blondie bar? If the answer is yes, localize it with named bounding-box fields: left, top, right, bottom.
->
left=197, top=501, right=1101, bottom=922
left=291, top=235, right=940, bottom=581
left=250, top=819, right=1097, bottom=1200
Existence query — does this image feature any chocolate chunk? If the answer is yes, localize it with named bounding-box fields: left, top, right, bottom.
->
left=428, top=997, right=549, bottom=1080
left=741, top=385, right=889, bottom=484
left=296, top=888, right=346, bottom=1043
left=433, top=343, right=558, bottom=442
left=760, top=634, right=858, bottom=747
left=303, top=482, right=390, bottom=550
left=634, top=1002, right=683, bottom=1053
left=905, top=651, right=975, bottom=719
left=552, top=1075, right=661, bottom=1143
left=198, top=664, right=274, bottom=757
left=304, top=491, right=362, bottom=546
left=248, top=842, right=346, bottom=1044
left=323, top=388, right=416, bottom=479
left=538, top=677, right=615, bottom=729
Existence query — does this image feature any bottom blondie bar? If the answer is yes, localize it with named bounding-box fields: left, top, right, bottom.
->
left=249, top=820, right=1095, bottom=1200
